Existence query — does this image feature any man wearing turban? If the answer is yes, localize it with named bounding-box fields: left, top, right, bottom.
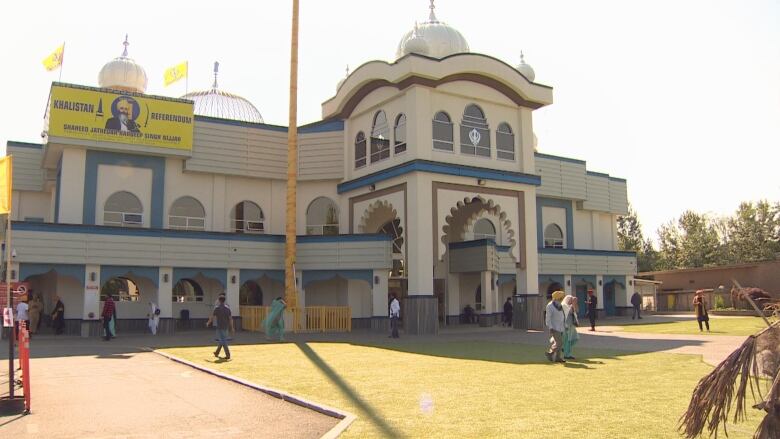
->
left=545, top=290, right=567, bottom=363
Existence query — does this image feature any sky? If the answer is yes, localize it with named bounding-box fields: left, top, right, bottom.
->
left=0, top=0, right=778, bottom=242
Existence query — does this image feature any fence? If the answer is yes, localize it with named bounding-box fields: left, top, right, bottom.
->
left=239, top=306, right=351, bottom=333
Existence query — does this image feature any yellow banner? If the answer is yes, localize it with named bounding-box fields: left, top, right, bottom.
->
left=164, top=61, right=188, bottom=86
left=47, top=84, right=193, bottom=150
left=0, top=156, right=12, bottom=214
left=43, top=44, right=64, bottom=71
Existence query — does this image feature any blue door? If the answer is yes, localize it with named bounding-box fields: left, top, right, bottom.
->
left=575, top=285, right=587, bottom=318
left=604, top=282, right=616, bottom=316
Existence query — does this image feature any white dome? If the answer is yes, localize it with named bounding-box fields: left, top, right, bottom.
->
left=181, top=63, right=263, bottom=124
left=98, top=36, right=148, bottom=93
left=396, top=1, right=469, bottom=60
left=516, top=52, right=536, bottom=82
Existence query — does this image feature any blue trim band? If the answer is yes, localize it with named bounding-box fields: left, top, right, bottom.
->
left=7, top=141, right=43, bottom=149
left=538, top=248, right=636, bottom=257
left=496, top=245, right=512, bottom=252
left=302, top=269, right=373, bottom=288
left=536, top=197, right=574, bottom=247
left=83, top=151, right=166, bottom=227
left=100, top=265, right=159, bottom=287
left=193, top=115, right=344, bottom=134
left=338, top=159, right=541, bottom=193
left=240, top=269, right=285, bottom=284
left=12, top=221, right=391, bottom=244
left=534, top=152, right=585, bottom=165
left=173, top=267, right=227, bottom=288
left=20, top=263, right=85, bottom=284
left=448, top=238, right=496, bottom=250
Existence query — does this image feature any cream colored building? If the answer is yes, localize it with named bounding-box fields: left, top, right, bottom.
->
left=6, top=3, right=635, bottom=335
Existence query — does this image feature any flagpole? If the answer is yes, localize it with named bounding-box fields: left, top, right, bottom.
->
left=185, top=61, right=188, bottom=95
left=284, top=0, right=300, bottom=308
left=58, top=42, right=65, bottom=82
left=5, top=157, right=13, bottom=399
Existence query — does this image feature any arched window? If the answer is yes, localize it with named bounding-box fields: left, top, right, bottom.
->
left=240, top=280, right=263, bottom=306
left=432, top=111, right=453, bottom=151
left=544, top=224, right=564, bottom=248
left=306, top=197, right=339, bottom=235
left=355, top=131, right=367, bottom=169
left=394, top=114, right=407, bottom=154
left=370, top=111, right=390, bottom=163
left=172, top=278, right=204, bottom=302
left=473, top=218, right=497, bottom=241
left=100, top=277, right=140, bottom=302
left=231, top=201, right=264, bottom=233
left=460, top=104, right=490, bottom=157
left=496, top=122, right=515, bottom=160
left=103, top=191, right=143, bottom=227
left=379, top=218, right=404, bottom=255
left=169, top=196, right=206, bottom=230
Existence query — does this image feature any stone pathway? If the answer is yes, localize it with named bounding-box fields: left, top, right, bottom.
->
left=0, top=337, right=337, bottom=438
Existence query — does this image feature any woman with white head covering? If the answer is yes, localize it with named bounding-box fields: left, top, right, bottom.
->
left=561, top=295, right=580, bottom=360
left=148, top=301, right=159, bottom=335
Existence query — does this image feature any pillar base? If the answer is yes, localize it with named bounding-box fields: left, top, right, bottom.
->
left=513, top=294, right=545, bottom=330
left=403, top=295, right=439, bottom=335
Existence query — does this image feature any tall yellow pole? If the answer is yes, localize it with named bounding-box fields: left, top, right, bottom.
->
left=284, top=0, right=300, bottom=308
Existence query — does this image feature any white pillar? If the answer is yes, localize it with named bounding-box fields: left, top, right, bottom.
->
left=158, top=267, right=173, bottom=318
left=522, top=189, right=539, bottom=295
left=564, top=275, right=573, bottom=296
left=82, top=264, right=100, bottom=337
left=371, top=269, right=388, bottom=317
left=480, top=270, right=492, bottom=313
left=58, top=148, right=86, bottom=223
left=596, top=275, right=604, bottom=310
left=226, top=268, right=240, bottom=312
left=406, top=174, right=433, bottom=296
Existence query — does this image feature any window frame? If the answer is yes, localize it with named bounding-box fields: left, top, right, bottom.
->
left=103, top=191, right=144, bottom=228
left=306, top=196, right=339, bottom=236
left=496, top=122, right=515, bottom=161
left=354, top=131, right=367, bottom=169
left=473, top=218, right=497, bottom=241
left=543, top=223, right=565, bottom=249
left=460, top=104, right=491, bottom=158
left=370, top=111, right=390, bottom=163
left=168, top=196, right=206, bottom=231
left=432, top=111, right=454, bottom=152
left=231, top=200, right=265, bottom=234
left=394, top=113, right=407, bottom=155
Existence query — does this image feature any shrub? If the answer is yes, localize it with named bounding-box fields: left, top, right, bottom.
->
left=714, top=295, right=726, bottom=310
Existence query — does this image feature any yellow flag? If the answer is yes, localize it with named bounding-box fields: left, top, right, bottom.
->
left=164, top=61, right=188, bottom=86
left=42, top=44, right=65, bottom=72
left=0, top=156, right=12, bottom=214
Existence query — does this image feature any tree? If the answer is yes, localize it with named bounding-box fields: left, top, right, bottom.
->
left=722, top=201, right=780, bottom=263
left=656, top=210, right=722, bottom=269
left=617, top=205, right=659, bottom=272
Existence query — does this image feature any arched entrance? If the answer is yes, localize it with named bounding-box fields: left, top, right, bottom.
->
left=240, top=280, right=264, bottom=306
left=546, top=282, right=563, bottom=300
left=172, top=278, right=204, bottom=303
left=100, top=277, right=141, bottom=302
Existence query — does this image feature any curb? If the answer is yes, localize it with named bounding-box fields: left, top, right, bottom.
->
left=151, top=349, right=357, bottom=439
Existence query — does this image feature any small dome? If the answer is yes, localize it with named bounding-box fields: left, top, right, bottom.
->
left=516, top=52, right=536, bottom=82
left=336, top=65, right=351, bottom=92
left=396, top=1, right=469, bottom=60
left=181, top=62, right=263, bottom=124
left=98, top=35, right=148, bottom=93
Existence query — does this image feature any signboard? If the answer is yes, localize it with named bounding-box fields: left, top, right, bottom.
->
left=47, top=83, right=194, bottom=151
left=0, top=282, right=31, bottom=309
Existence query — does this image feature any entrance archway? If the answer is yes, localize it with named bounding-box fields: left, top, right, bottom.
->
left=546, top=282, right=563, bottom=300
left=240, top=280, right=264, bottom=306
left=172, top=278, right=204, bottom=303
left=100, top=277, right=141, bottom=302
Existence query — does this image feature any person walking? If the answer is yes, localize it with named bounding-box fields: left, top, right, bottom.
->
left=631, top=291, right=643, bottom=320
left=561, top=295, right=580, bottom=360
left=147, top=301, right=160, bottom=335
left=545, top=290, right=566, bottom=363
left=15, top=296, right=30, bottom=339
left=389, top=293, right=401, bottom=338
left=693, top=290, right=710, bottom=332
left=503, top=297, right=513, bottom=327
left=28, top=295, right=42, bottom=335
left=585, top=289, right=598, bottom=331
left=207, top=295, right=234, bottom=360
left=263, top=297, right=287, bottom=341
left=51, top=295, right=65, bottom=335
left=101, top=295, right=116, bottom=341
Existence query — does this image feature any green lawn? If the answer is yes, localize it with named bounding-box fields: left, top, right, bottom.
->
left=618, top=316, right=775, bottom=336
left=163, top=341, right=762, bottom=439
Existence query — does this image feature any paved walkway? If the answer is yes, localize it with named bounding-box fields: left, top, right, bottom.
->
left=0, top=336, right=338, bottom=438
left=0, top=314, right=752, bottom=437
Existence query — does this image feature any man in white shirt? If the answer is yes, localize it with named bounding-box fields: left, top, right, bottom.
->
left=545, top=290, right=566, bottom=363
left=389, top=293, right=401, bottom=338
left=15, top=297, right=30, bottom=337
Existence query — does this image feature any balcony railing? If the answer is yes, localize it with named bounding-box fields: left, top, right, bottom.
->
left=239, top=306, right=351, bottom=333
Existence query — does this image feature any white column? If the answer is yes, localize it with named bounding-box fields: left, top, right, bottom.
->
left=82, top=264, right=100, bottom=337
left=226, top=268, right=240, bottom=312
left=447, top=272, right=460, bottom=316
left=58, top=148, right=86, bottom=223
left=480, top=270, right=491, bottom=314
left=522, top=189, right=539, bottom=294
left=406, top=174, right=433, bottom=296
left=564, top=275, right=573, bottom=296
left=371, top=269, right=388, bottom=317
left=158, top=267, right=173, bottom=318
left=212, top=175, right=227, bottom=232
left=596, top=275, right=605, bottom=310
